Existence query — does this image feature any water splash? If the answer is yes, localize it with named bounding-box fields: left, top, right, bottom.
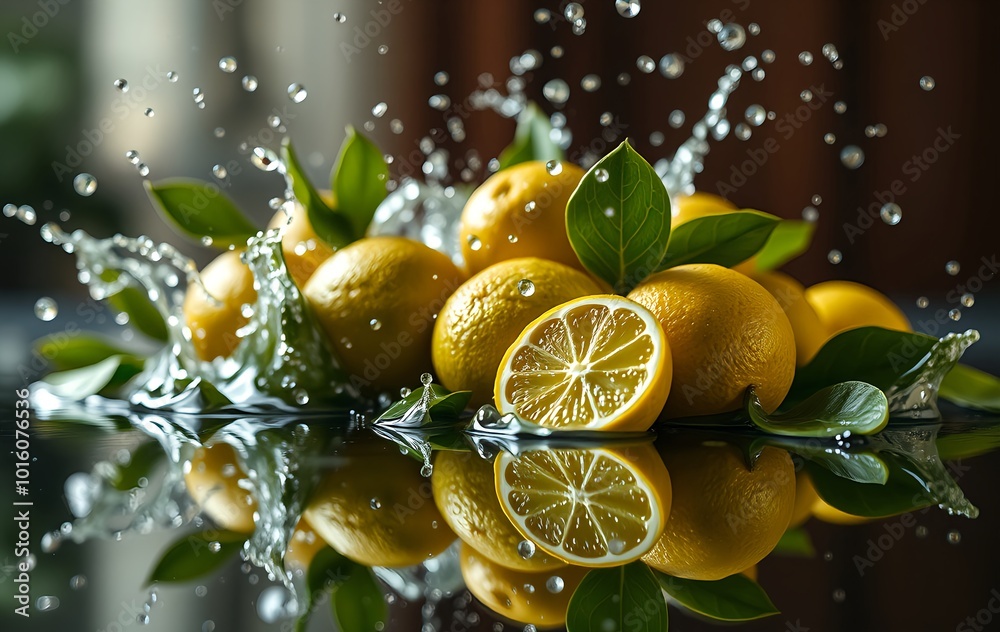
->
left=885, top=329, right=980, bottom=419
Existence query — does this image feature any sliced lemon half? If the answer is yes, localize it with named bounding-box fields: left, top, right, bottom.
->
left=494, top=445, right=671, bottom=567
left=494, top=295, right=672, bottom=432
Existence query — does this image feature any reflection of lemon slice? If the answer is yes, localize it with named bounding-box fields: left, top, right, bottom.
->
left=494, top=445, right=670, bottom=567
left=183, top=442, right=257, bottom=534
left=495, top=295, right=672, bottom=432
left=459, top=542, right=588, bottom=628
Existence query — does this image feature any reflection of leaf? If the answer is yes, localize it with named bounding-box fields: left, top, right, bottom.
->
left=774, top=527, right=816, bottom=557
left=566, top=562, right=667, bottom=632
left=940, top=364, right=1000, bottom=413
left=41, top=355, right=143, bottom=398
left=332, top=565, right=388, bottom=632
left=497, top=102, right=564, bottom=170
left=656, top=570, right=780, bottom=622
left=747, top=382, right=888, bottom=437
left=376, top=384, right=472, bottom=425
left=144, top=179, right=257, bottom=249
left=660, top=210, right=779, bottom=270
left=147, top=531, right=245, bottom=585
left=806, top=452, right=935, bottom=518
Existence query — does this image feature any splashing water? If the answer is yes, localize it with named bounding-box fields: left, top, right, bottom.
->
left=885, top=329, right=980, bottom=420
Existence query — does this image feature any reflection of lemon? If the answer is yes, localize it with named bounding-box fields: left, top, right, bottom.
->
left=284, top=516, right=328, bottom=574
left=184, top=442, right=257, bottom=534
left=642, top=440, right=795, bottom=580
left=811, top=497, right=871, bottom=525
left=183, top=250, right=258, bottom=361
left=303, top=236, right=464, bottom=392
left=495, top=295, right=672, bottom=432
left=750, top=271, right=828, bottom=366
left=303, top=441, right=456, bottom=567
left=432, top=450, right=564, bottom=571
left=495, top=444, right=670, bottom=567
left=805, top=280, right=911, bottom=339
left=459, top=542, right=587, bottom=629
left=628, top=264, right=795, bottom=417
left=431, top=258, right=602, bottom=407
left=459, top=161, right=585, bottom=276
left=789, top=471, right=820, bottom=528
left=267, top=200, right=336, bottom=288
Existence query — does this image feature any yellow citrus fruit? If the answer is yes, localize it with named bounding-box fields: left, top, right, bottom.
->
left=459, top=542, right=588, bottom=628
left=184, top=442, right=257, bottom=534
left=495, top=444, right=671, bottom=567
left=811, top=497, right=872, bottom=525
left=670, top=191, right=737, bottom=226
left=183, top=250, right=258, bottom=361
left=432, top=450, right=564, bottom=571
left=284, top=516, right=328, bottom=574
left=789, top=471, right=820, bottom=527
left=642, top=440, right=795, bottom=580
left=804, top=280, right=911, bottom=338
left=432, top=258, right=602, bottom=408
left=303, top=439, right=456, bottom=568
left=627, top=264, right=795, bottom=418
left=495, top=295, right=672, bottom=432
left=303, top=236, right=464, bottom=393
left=459, top=160, right=585, bottom=276
left=741, top=565, right=759, bottom=582
left=267, top=201, right=336, bottom=288
left=750, top=271, right=828, bottom=366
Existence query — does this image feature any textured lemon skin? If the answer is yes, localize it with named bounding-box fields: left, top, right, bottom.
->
left=183, top=250, right=258, bottom=361
left=750, top=271, right=828, bottom=366
left=432, top=257, right=602, bottom=407
left=183, top=442, right=257, bottom=534
left=431, top=450, right=564, bottom=571
left=805, top=280, right=912, bottom=339
left=459, top=161, right=586, bottom=276
left=303, top=236, right=464, bottom=393
left=642, top=441, right=796, bottom=580
left=627, top=264, right=796, bottom=418
left=267, top=198, right=336, bottom=288
left=788, top=471, right=820, bottom=528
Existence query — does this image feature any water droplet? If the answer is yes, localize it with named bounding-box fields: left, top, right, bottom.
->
left=564, top=2, right=584, bottom=21
left=751, top=67, right=765, bottom=81
left=594, top=168, right=609, bottom=183
left=420, top=463, right=433, bottom=477
left=73, top=173, right=98, bottom=196
left=742, top=56, right=758, bottom=71
left=919, top=75, right=936, bottom=91
left=812, top=194, right=823, bottom=205
left=420, top=372, right=433, bottom=386
left=946, top=530, right=961, bottom=544
left=615, top=0, right=640, bottom=18
left=534, top=8, right=551, bottom=24
left=242, top=75, right=258, bottom=92
left=434, top=71, right=449, bottom=86
left=166, top=71, right=178, bottom=82
left=214, top=127, right=226, bottom=138
left=372, top=102, right=388, bottom=117
left=369, top=318, right=382, bottom=331
left=832, top=589, right=846, bottom=603
left=798, top=51, right=814, bottom=66
left=551, top=46, right=565, bottom=59
left=287, top=83, right=307, bottom=103
left=649, top=131, right=665, bottom=146
left=822, top=43, right=839, bottom=62
left=880, top=203, right=902, bottom=225
left=70, top=575, right=87, bottom=590
left=218, top=56, right=238, bottom=73
left=143, top=108, right=154, bottom=117
left=834, top=101, right=847, bottom=114
left=524, top=201, right=537, bottom=214
left=823, top=551, right=834, bottom=561
left=545, top=575, right=565, bottom=594
left=267, top=114, right=283, bottom=129
left=824, top=133, right=837, bottom=144
left=194, top=585, right=208, bottom=597
left=137, top=614, right=150, bottom=625
left=761, top=49, right=776, bottom=64
left=333, top=12, right=346, bottom=23
left=839, top=145, right=865, bottom=169
left=467, top=235, right=482, bottom=251
left=390, top=119, right=404, bottom=134
left=668, top=109, right=685, bottom=128
left=635, top=55, right=655, bottom=73
left=517, top=540, right=536, bottom=559
left=916, top=296, right=930, bottom=309
left=35, top=296, right=59, bottom=322
left=377, top=44, right=389, bottom=55
left=137, top=163, right=150, bottom=177
left=208, top=541, right=222, bottom=553
left=507, top=234, right=519, bottom=243
left=428, top=94, right=450, bottom=110
left=961, top=293, right=975, bottom=308
left=745, top=104, right=766, bottom=126
left=616, top=72, right=630, bottom=85
left=250, top=146, right=280, bottom=171
left=202, top=621, right=216, bottom=632
left=36, top=595, right=59, bottom=611
left=828, top=249, right=843, bottom=264
left=114, top=78, right=129, bottom=92
left=517, top=279, right=535, bottom=297
left=212, top=164, right=227, bottom=179
left=125, top=150, right=140, bottom=164
left=580, top=74, right=601, bottom=92
left=659, top=53, right=685, bottom=79
left=542, top=79, right=570, bottom=104
left=945, top=260, right=961, bottom=275
left=948, top=309, right=962, bottom=321
left=717, top=23, right=746, bottom=51
left=915, top=525, right=929, bottom=538
left=545, top=160, right=563, bottom=176
left=370, top=498, right=382, bottom=510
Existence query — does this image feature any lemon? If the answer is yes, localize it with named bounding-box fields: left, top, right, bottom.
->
left=627, top=264, right=795, bottom=418
left=284, top=516, right=328, bottom=574
left=182, top=250, right=258, bottom=361
left=267, top=200, right=336, bottom=287
left=805, top=280, right=911, bottom=339
left=459, top=542, right=588, bottom=628
left=432, top=258, right=603, bottom=407
left=495, top=295, right=672, bottom=432
left=811, top=497, right=872, bottom=525
left=303, top=236, right=464, bottom=393
left=670, top=191, right=737, bottom=226
left=303, top=439, right=455, bottom=567
left=459, top=161, right=585, bottom=276
left=432, top=450, right=564, bottom=571
left=789, top=470, right=820, bottom=527
left=183, top=442, right=257, bottom=534
left=750, top=271, right=828, bottom=366
left=495, top=444, right=671, bottom=567
left=642, top=440, right=795, bottom=580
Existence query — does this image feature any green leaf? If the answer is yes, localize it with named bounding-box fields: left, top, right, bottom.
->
left=656, top=570, right=780, bottom=622
left=144, top=179, right=258, bottom=249
left=41, top=355, right=143, bottom=398
left=281, top=138, right=354, bottom=249
left=790, top=327, right=938, bottom=400
left=659, top=210, right=780, bottom=270
left=743, top=219, right=815, bottom=272
left=332, top=565, right=388, bottom=632
left=566, top=140, right=671, bottom=293
left=940, top=363, right=1000, bottom=413
left=146, top=531, right=245, bottom=585
left=806, top=452, right=935, bottom=518
left=34, top=334, right=140, bottom=372
left=566, top=562, right=667, bottom=632
left=109, top=440, right=165, bottom=491
left=746, top=382, right=889, bottom=438
left=330, top=126, right=389, bottom=238
left=294, top=546, right=353, bottom=632
left=497, top=102, right=564, bottom=171
left=774, top=527, right=816, bottom=557
left=100, top=270, right=169, bottom=342
left=376, top=383, right=473, bottom=423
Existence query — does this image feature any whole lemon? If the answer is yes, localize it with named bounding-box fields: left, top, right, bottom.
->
left=183, top=442, right=257, bottom=534
left=627, top=264, right=796, bottom=417
left=284, top=516, right=328, bottom=575
left=670, top=191, right=737, bottom=226
left=750, top=271, right=828, bottom=366
left=459, top=161, right=585, bottom=276
left=431, top=450, right=564, bottom=571
left=303, top=236, right=464, bottom=393
left=267, top=200, right=336, bottom=288
left=788, top=470, right=820, bottom=528
left=432, top=257, right=602, bottom=406
left=182, top=250, right=257, bottom=361
left=642, top=440, right=795, bottom=580
left=805, top=280, right=911, bottom=338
